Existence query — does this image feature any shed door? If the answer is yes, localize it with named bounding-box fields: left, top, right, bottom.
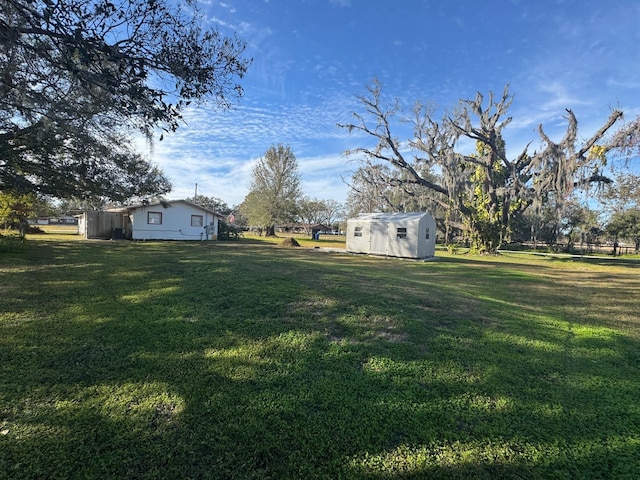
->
left=369, top=221, right=388, bottom=255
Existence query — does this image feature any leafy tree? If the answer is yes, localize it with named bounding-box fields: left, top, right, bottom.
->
left=0, top=191, right=35, bottom=236
left=228, top=205, right=248, bottom=228
left=598, top=171, right=640, bottom=215
left=340, top=81, right=633, bottom=254
left=561, top=201, right=600, bottom=252
left=511, top=205, right=559, bottom=248
left=55, top=197, right=108, bottom=214
left=240, top=144, right=302, bottom=236
left=216, top=220, right=241, bottom=240
left=606, top=208, right=640, bottom=254
left=32, top=196, right=58, bottom=218
left=186, top=195, right=230, bottom=214
left=1, top=0, right=250, bottom=201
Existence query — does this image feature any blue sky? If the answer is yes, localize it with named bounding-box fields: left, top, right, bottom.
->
left=148, top=0, right=640, bottom=207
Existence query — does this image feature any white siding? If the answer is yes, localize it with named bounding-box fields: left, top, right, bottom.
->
left=346, top=222, right=371, bottom=254
left=369, top=221, right=388, bottom=255
left=346, top=212, right=436, bottom=259
left=130, top=201, right=219, bottom=241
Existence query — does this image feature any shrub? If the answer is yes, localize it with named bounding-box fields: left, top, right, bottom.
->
left=0, top=232, right=27, bottom=253
left=217, top=220, right=241, bottom=240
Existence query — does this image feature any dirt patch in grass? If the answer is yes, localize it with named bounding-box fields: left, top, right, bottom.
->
left=325, top=315, right=410, bottom=344
left=278, top=237, right=300, bottom=247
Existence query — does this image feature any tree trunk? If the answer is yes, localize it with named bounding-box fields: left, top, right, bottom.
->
left=265, top=225, right=276, bottom=237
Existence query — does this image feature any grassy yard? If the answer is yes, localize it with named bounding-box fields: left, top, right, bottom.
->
left=34, top=224, right=80, bottom=236
left=1, top=237, right=639, bottom=479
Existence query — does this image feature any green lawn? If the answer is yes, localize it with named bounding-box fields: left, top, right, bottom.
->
left=1, top=238, right=639, bottom=479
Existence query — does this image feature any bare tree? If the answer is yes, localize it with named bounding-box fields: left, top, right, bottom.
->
left=339, top=80, right=629, bottom=253
left=321, top=199, right=344, bottom=229
left=298, top=197, right=327, bottom=233
left=345, top=161, right=455, bottom=240
left=345, top=163, right=396, bottom=217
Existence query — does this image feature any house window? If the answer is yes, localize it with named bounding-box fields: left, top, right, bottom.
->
left=397, top=227, right=407, bottom=239
left=354, top=226, right=363, bottom=237
left=425, top=228, right=430, bottom=240
left=191, top=215, right=203, bottom=227
left=147, top=212, right=162, bottom=225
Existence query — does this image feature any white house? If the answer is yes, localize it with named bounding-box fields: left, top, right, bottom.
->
left=79, top=200, right=223, bottom=240
left=346, top=212, right=437, bottom=259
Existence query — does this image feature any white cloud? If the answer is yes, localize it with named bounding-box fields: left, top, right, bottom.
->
left=207, top=15, right=234, bottom=29
left=155, top=148, right=351, bottom=207
left=218, top=2, right=235, bottom=14
left=133, top=0, right=640, bottom=209
left=536, top=81, right=592, bottom=112
left=141, top=98, right=356, bottom=206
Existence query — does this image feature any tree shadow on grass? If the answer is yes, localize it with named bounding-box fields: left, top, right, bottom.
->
left=1, top=241, right=639, bottom=479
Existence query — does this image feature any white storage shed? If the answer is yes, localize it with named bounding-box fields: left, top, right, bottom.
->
left=346, top=212, right=437, bottom=259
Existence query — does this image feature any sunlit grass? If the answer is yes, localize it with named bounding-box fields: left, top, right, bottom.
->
left=1, top=239, right=639, bottom=479
left=241, top=231, right=347, bottom=248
